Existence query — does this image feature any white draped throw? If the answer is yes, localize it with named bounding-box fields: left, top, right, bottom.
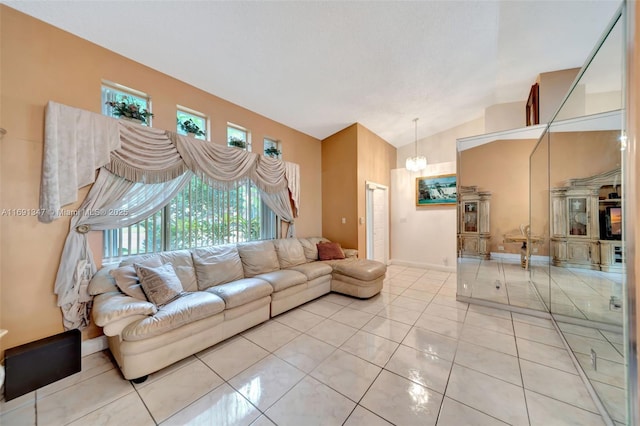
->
left=39, top=101, right=301, bottom=329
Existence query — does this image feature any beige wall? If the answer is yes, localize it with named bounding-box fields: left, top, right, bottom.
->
left=396, top=117, right=485, bottom=168
left=460, top=139, right=538, bottom=254
left=356, top=124, right=397, bottom=257
left=392, top=118, right=484, bottom=269
left=321, top=125, right=358, bottom=249
left=321, top=123, right=396, bottom=257
left=484, top=101, right=526, bottom=133
left=0, top=6, right=322, bottom=351
left=549, top=131, right=622, bottom=186
left=539, top=68, right=581, bottom=123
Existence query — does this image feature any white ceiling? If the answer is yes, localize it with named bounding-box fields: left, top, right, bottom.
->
left=5, top=0, right=622, bottom=147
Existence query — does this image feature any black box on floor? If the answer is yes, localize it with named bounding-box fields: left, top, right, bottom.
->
left=4, top=329, right=81, bottom=401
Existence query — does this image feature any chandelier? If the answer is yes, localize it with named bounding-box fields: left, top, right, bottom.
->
left=405, top=118, right=427, bottom=172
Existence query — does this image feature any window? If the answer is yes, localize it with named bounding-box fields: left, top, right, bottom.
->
left=177, top=107, right=207, bottom=140
left=101, top=82, right=151, bottom=125
left=103, top=177, right=277, bottom=259
left=264, top=137, right=282, bottom=159
left=103, top=120, right=276, bottom=259
left=227, top=124, right=250, bottom=151
left=102, top=93, right=276, bottom=259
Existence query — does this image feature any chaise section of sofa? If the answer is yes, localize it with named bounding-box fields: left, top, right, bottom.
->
left=88, top=237, right=386, bottom=381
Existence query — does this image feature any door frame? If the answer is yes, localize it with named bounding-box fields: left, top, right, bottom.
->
left=365, top=181, right=389, bottom=264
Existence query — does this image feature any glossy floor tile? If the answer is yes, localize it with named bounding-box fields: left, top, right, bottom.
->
left=0, top=266, right=609, bottom=426
left=458, top=258, right=623, bottom=325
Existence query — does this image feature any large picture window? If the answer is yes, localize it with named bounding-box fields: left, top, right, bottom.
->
left=103, top=177, right=277, bottom=259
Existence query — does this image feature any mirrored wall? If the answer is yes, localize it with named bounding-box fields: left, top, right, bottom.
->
left=532, top=9, right=627, bottom=422
left=457, top=5, right=631, bottom=424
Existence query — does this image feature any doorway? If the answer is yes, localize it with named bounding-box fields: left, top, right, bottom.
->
left=366, top=181, right=389, bottom=264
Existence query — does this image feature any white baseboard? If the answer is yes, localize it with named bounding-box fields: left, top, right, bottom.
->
left=81, top=335, right=108, bottom=357
left=388, top=259, right=456, bottom=273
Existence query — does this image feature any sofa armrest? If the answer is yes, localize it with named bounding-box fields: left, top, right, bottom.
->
left=343, top=248, right=358, bottom=259
left=92, top=292, right=157, bottom=329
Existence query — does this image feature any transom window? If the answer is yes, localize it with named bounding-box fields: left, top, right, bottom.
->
left=227, top=124, right=250, bottom=151
left=177, top=107, right=207, bottom=140
left=101, top=82, right=151, bottom=126
left=264, top=137, right=282, bottom=159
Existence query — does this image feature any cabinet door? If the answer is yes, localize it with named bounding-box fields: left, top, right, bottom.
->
left=568, top=197, right=589, bottom=237
left=463, top=202, right=478, bottom=233
left=567, top=241, right=591, bottom=264
left=462, top=236, right=479, bottom=254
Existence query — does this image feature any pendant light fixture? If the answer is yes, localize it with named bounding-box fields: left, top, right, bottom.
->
left=405, top=118, right=427, bottom=172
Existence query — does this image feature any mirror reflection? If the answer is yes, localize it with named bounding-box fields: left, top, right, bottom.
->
left=457, top=8, right=626, bottom=424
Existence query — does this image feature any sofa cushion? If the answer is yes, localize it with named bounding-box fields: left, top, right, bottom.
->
left=333, top=259, right=387, bottom=281
left=273, top=238, right=306, bottom=269
left=91, top=265, right=122, bottom=296
left=288, top=262, right=333, bottom=281
left=317, top=241, right=346, bottom=260
left=254, top=269, right=307, bottom=292
left=237, top=240, right=280, bottom=277
left=92, top=292, right=157, bottom=327
left=111, top=256, right=162, bottom=300
left=298, top=237, right=329, bottom=262
left=205, top=278, right=273, bottom=309
left=121, top=250, right=197, bottom=293
left=156, top=250, right=198, bottom=292
left=121, top=292, right=225, bottom=341
left=192, top=244, right=244, bottom=290
left=134, top=263, right=184, bottom=307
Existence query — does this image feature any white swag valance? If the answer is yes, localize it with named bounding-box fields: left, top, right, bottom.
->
left=39, top=101, right=301, bottom=329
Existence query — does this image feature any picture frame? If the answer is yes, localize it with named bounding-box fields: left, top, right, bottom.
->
left=416, top=174, right=457, bottom=206
left=526, top=83, right=539, bottom=126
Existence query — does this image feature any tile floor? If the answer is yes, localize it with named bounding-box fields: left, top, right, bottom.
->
left=558, top=322, right=626, bottom=424
left=458, top=257, right=624, bottom=326
left=0, top=265, right=609, bottom=426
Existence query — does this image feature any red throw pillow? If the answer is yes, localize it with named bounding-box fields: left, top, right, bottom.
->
left=317, top=241, right=346, bottom=260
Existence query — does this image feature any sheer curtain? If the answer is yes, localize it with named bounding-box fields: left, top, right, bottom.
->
left=55, top=168, right=192, bottom=329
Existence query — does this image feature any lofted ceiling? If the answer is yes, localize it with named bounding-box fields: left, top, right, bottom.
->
left=4, top=0, right=622, bottom=147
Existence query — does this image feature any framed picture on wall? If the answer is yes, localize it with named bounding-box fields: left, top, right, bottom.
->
left=416, top=174, right=457, bottom=206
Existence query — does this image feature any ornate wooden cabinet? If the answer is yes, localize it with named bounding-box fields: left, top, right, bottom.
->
left=457, top=187, right=491, bottom=259
left=551, top=169, right=623, bottom=271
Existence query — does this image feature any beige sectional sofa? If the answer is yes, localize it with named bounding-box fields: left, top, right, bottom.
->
left=88, top=237, right=386, bottom=381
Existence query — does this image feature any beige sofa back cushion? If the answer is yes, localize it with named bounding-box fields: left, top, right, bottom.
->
left=298, top=237, right=330, bottom=262
left=192, top=244, right=245, bottom=290
left=121, top=250, right=197, bottom=292
left=134, top=263, right=184, bottom=307
left=111, top=256, right=162, bottom=300
left=237, top=240, right=280, bottom=277
left=273, top=238, right=306, bottom=269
